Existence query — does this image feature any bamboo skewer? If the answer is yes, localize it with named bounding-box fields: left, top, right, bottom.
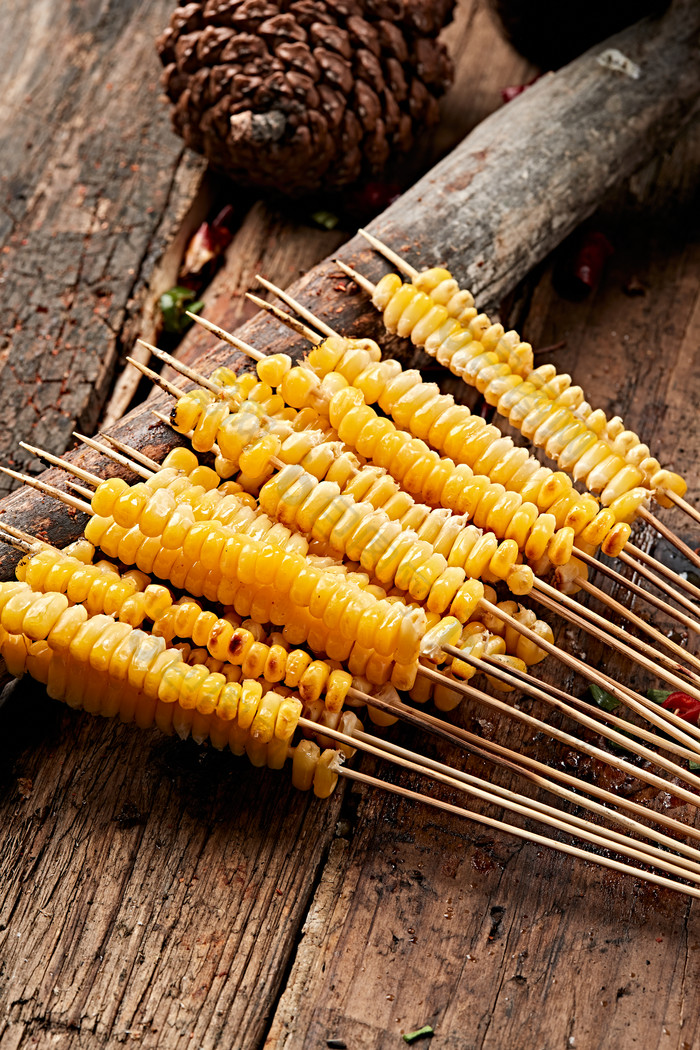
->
left=126, top=352, right=700, bottom=741
left=354, top=687, right=700, bottom=852
left=255, top=275, right=337, bottom=339
left=308, top=720, right=700, bottom=884
left=9, top=453, right=700, bottom=783
left=73, top=431, right=152, bottom=481
left=625, top=544, right=700, bottom=605
left=340, top=768, right=700, bottom=901
left=532, top=585, right=700, bottom=704
left=97, top=434, right=161, bottom=474
left=349, top=729, right=700, bottom=879
left=533, top=577, right=700, bottom=683
left=429, top=655, right=700, bottom=805
left=18, top=442, right=102, bottom=488
left=183, top=311, right=268, bottom=360
left=476, top=597, right=700, bottom=753
left=665, top=490, right=700, bottom=527
left=428, top=650, right=700, bottom=773
left=575, top=545, right=700, bottom=634
left=639, top=508, right=700, bottom=574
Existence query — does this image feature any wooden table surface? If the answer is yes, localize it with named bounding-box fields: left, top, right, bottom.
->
left=1, top=3, right=700, bottom=1048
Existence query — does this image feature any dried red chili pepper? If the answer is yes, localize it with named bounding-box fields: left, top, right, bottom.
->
left=661, top=691, right=700, bottom=725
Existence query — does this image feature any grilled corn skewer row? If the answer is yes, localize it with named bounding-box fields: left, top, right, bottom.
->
left=408, top=264, right=683, bottom=501
left=260, top=343, right=632, bottom=561
left=81, top=509, right=426, bottom=683
left=369, top=271, right=686, bottom=509
left=164, top=362, right=583, bottom=574
left=0, top=582, right=341, bottom=796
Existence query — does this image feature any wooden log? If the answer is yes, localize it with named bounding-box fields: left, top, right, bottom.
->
left=0, top=0, right=207, bottom=497
left=1, top=0, right=699, bottom=572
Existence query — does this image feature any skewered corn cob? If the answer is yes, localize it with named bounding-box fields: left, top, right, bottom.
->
left=0, top=582, right=342, bottom=797
left=370, top=271, right=686, bottom=509
left=409, top=265, right=685, bottom=503
left=82, top=510, right=426, bottom=677
left=262, top=341, right=631, bottom=562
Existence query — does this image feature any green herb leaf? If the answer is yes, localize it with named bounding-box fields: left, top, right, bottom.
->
left=588, top=684, right=620, bottom=712
left=690, top=760, right=700, bottom=771
left=403, top=1027, right=434, bottom=1044
left=647, top=688, right=673, bottom=705
left=159, top=286, right=204, bottom=335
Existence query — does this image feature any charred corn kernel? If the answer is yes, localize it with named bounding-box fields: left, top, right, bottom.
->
left=283, top=649, right=313, bottom=688
left=324, top=669, right=353, bottom=712
left=275, top=697, right=302, bottom=742
left=241, top=640, right=269, bottom=679
left=601, top=522, right=631, bottom=557
left=292, top=738, right=320, bottom=791
left=299, top=660, right=331, bottom=702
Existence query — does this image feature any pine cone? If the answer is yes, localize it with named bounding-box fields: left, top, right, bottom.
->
left=156, top=0, right=455, bottom=195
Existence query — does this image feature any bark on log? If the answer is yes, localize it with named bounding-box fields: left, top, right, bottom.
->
left=1, top=0, right=698, bottom=569
left=0, top=0, right=207, bottom=497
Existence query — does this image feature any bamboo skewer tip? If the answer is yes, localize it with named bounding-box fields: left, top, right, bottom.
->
left=357, top=228, right=419, bottom=278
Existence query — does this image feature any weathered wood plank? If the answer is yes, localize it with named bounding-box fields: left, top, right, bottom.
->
left=0, top=0, right=207, bottom=496
left=1, top=4, right=700, bottom=1049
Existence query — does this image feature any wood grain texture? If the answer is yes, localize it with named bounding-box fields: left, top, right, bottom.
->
left=0, top=0, right=206, bottom=495
left=1, top=2, right=700, bottom=1048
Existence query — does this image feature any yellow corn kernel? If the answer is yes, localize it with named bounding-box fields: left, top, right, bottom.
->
left=275, top=697, right=302, bottom=741
left=216, top=681, right=242, bottom=721
left=298, top=659, right=330, bottom=702
left=283, top=649, right=312, bottom=688
left=313, top=748, right=340, bottom=798
left=237, top=680, right=264, bottom=730
left=292, top=738, right=320, bottom=791
left=324, top=669, right=352, bottom=713
left=47, top=605, right=89, bottom=650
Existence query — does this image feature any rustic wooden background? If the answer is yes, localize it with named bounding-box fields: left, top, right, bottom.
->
left=1, top=2, right=700, bottom=1048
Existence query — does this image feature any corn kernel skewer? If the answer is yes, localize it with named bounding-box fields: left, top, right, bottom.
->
left=8, top=438, right=696, bottom=760
left=4, top=458, right=694, bottom=771
left=169, top=312, right=700, bottom=648
left=5, top=578, right=700, bottom=890
left=2, top=588, right=697, bottom=896
left=357, top=229, right=690, bottom=515
left=113, top=365, right=700, bottom=726
left=51, top=438, right=697, bottom=725
left=250, top=273, right=700, bottom=607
